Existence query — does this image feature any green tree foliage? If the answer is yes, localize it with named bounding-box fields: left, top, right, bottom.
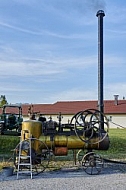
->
left=0, top=95, right=8, bottom=107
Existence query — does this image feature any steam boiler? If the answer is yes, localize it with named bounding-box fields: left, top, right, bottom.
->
left=14, top=109, right=109, bottom=176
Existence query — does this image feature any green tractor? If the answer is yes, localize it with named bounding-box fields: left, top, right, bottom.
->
left=0, top=104, right=23, bottom=135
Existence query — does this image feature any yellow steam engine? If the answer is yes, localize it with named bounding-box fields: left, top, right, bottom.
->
left=14, top=109, right=109, bottom=176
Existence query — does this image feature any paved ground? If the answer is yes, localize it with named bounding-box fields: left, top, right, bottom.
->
left=0, top=163, right=126, bottom=190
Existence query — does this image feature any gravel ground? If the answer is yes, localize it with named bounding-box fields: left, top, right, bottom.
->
left=0, top=163, right=126, bottom=190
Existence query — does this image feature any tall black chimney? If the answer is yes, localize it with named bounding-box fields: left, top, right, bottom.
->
left=96, top=10, right=105, bottom=130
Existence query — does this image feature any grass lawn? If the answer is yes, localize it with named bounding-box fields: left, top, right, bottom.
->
left=101, top=128, right=126, bottom=159
left=0, top=128, right=126, bottom=170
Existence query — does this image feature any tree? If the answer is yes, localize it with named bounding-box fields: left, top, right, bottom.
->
left=0, top=95, right=8, bottom=107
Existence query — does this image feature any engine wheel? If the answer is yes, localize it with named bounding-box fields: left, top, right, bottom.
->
left=81, top=152, right=104, bottom=175
left=31, top=139, right=50, bottom=174
left=13, top=138, right=51, bottom=175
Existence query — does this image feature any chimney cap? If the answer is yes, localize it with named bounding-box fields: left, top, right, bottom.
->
left=114, top=94, right=119, bottom=98
left=114, top=94, right=119, bottom=105
left=96, top=10, right=105, bottom=17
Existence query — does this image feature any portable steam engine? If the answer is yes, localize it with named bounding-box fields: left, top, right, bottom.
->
left=14, top=109, right=109, bottom=176
left=14, top=10, right=109, bottom=177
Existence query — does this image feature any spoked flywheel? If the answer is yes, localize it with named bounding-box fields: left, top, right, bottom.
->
left=70, top=109, right=109, bottom=144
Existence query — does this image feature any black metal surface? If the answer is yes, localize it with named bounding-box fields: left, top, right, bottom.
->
left=96, top=10, right=105, bottom=130
left=103, top=158, right=126, bottom=165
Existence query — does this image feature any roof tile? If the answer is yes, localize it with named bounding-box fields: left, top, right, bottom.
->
left=1, top=100, right=126, bottom=116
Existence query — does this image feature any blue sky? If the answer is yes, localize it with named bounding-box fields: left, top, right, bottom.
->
left=0, top=0, right=126, bottom=104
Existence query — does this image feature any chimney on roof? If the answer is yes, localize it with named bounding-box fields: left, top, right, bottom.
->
left=114, top=95, right=119, bottom=105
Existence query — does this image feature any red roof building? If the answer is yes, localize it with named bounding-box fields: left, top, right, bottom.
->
left=21, top=100, right=126, bottom=115
left=0, top=100, right=126, bottom=128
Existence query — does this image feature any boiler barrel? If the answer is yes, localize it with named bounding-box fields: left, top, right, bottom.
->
left=40, top=134, right=109, bottom=150
left=22, top=120, right=42, bottom=140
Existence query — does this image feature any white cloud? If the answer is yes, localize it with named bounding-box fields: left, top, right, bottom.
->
left=105, top=83, right=126, bottom=100
left=104, top=55, right=126, bottom=67
left=0, top=60, right=62, bottom=77
left=106, top=29, right=126, bottom=36
left=0, top=44, right=97, bottom=77
left=106, top=4, right=126, bottom=24
left=0, top=20, right=96, bottom=40
left=0, top=0, right=125, bottom=104
left=40, top=87, right=98, bottom=103
left=0, top=21, right=48, bottom=36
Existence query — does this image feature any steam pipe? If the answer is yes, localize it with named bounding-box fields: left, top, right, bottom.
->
left=96, top=10, right=105, bottom=130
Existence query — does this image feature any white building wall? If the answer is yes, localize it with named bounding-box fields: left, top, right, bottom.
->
left=23, top=114, right=73, bottom=123
left=23, top=113, right=126, bottom=129
left=107, top=114, right=126, bottom=129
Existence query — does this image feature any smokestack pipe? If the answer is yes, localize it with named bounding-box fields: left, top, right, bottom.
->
left=96, top=10, right=105, bottom=130
left=114, top=95, right=119, bottom=105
